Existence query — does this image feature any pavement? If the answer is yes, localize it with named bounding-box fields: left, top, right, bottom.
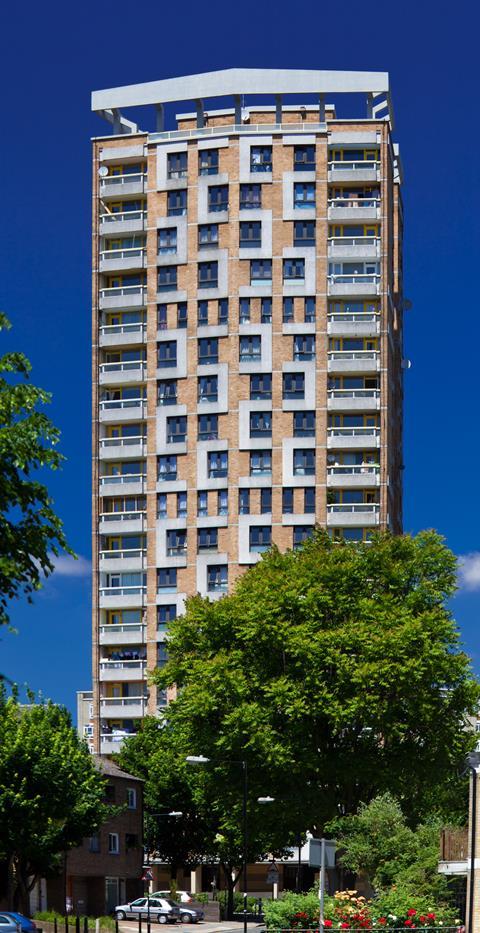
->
left=119, top=923, right=264, bottom=933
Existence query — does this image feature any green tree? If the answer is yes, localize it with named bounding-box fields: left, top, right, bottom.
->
left=0, top=689, right=109, bottom=912
left=0, top=313, right=71, bottom=629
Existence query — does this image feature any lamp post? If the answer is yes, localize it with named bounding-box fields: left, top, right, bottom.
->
left=467, top=753, right=480, bottom=933
left=145, top=811, right=183, bottom=926
left=186, top=755, right=248, bottom=933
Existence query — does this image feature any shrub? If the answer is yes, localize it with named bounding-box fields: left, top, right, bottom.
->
left=34, top=912, right=115, bottom=930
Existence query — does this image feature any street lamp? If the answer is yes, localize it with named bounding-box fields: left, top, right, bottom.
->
left=257, top=796, right=304, bottom=894
left=186, top=754, right=248, bottom=933
left=467, top=752, right=480, bottom=933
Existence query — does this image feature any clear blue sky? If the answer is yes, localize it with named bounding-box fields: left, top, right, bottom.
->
left=1, top=0, right=479, bottom=720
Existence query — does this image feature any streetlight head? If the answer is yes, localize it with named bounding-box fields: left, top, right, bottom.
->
left=258, top=796, right=275, bottom=804
left=169, top=810, right=183, bottom=817
left=185, top=755, right=210, bottom=765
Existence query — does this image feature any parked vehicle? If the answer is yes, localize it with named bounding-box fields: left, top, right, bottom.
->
left=0, top=917, right=21, bottom=933
left=152, top=892, right=193, bottom=904
left=114, top=897, right=180, bottom=923
left=1, top=916, right=36, bottom=933
left=173, top=904, right=204, bottom=924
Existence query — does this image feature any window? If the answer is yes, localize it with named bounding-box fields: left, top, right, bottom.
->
left=294, top=411, right=315, bottom=437
left=218, top=298, right=228, bottom=325
left=108, top=833, right=119, bottom=855
left=198, top=224, right=219, bottom=249
left=250, top=450, right=272, bottom=475
left=89, top=834, right=100, bottom=853
left=240, top=184, right=262, bottom=210
left=207, top=564, right=227, bottom=591
left=260, top=488, right=272, bottom=514
left=283, top=297, right=294, bottom=323
left=158, top=228, right=177, bottom=254
left=294, top=145, right=316, bottom=171
left=198, top=413, right=218, bottom=440
left=240, top=335, right=261, bottom=362
left=294, top=221, right=315, bottom=247
left=282, top=487, right=294, bottom=514
left=240, top=297, right=251, bottom=323
left=294, top=335, right=315, bottom=360
left=304, top=488, right=316, bottom=514
left=197, top=491, right=208, bottom=516
left=199, top=148, right=219, bottom=175
left=293, top=449, right=315, bottom=476
left=208, top=185, right=228, bottom=212
left=198, top=261, right=218, bottom=289
left=125, top=833, right=138, bottom=850
left=198, top=527, right=218, bottom=551
left=218, top=489, right=228, bottom=515
left=157, top=455, right=177, bottom=481
left=157, top=493, right=167, bottom=518
left=239, top=488, right=250, bottom=515
left=294, top=525, right=313, bottom=548
left=208, top=451, right=228, bottom=478
left=250, top=145, right=272, bottom=173
left=158, top=340, right=177, bottom=368
left=330, top=527, right=373, bottom=542
left=250, top=259, right=272, bottom=285
left=177, top=491, right=187, bottom=517
left=166, top=529, right=186, bottom=555
left=167, top=416, right=187, bottom=444
left=157, top=644, right=169, bottom=668
left=157, top=604, right=177, bottom=630
left=197, top=300, right=209, bottom=326
left=250, top=373, right=272, bottom=399
left=157, top=567, right=177, bottom=592
left=167, top=151, right=187, bottom=179
left=177, top=302, right=187, bottom=328
left=294, top=182, right=315, bottom=209
left=198, top=374, right=218, bottom=402
left=198, top=337, right=218, bottom=364
left=283, top=372, right=305, bottom=399
left=261, top=297, right=272, bottom=323
left=240, top=221, right=261, bottom=248
left=127, top=788, right=137, bottom=810
left=157, top=380, right=177, bottom=406
left=250, top=525, right=272, bottom=552
left=157, top=304, right=168, bottom=329
left=250, top=411, right=272, bottom=437
left=304, top=297, right=316, bottom=323
left=157, top=266, right=178, bottom=292
left=283, top=258, right=305, bottom=282
left=167, top=190, right=187, bottom=216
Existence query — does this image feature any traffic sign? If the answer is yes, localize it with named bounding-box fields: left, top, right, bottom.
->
left=142, top=869, right=153, bottom=882
left=266, top=868, right=279, bottom=884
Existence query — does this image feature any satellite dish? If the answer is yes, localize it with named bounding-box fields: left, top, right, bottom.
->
left=401, top=358, right=412, bottom=370
left=241, top=108, right=250, bottom=123
left=98, top=165, right=109, bottom=177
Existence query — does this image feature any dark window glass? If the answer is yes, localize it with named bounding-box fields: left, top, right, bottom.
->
left=157, top=340, right=177, bottom=368
left=198, top=337, right=218, bottom=364
left=294, top=525, right=314, bottom=548
left=283, top=372, right=305, bottom=399
left=167, top=151, right=187, bottom=179
left=250, top=146, right=272, bottom=173
left=157, top=266, right=178, bottom=292
left=166, top=529, right=186, bottom=555
left=250, top=374, right=272, bottom=399
left=197, top=300, right=209, bottom=325
left=158, top=228, right=177, bottom=254
left=167, top=189, right=187, bottom=216
left=240, top=221, right=261, bottom=248
left=250, top=450, right=272, bottom=475
left=304, top=297, right=316, bottom=322
left=261, top=297, right=272, bottom=323
left=197, top=491, right=208, bottom=516
left=240, top=297, right=251, bottom=323
left=294, top=335, right=315, bottom=360
left=198, top=375, right=218, bottom=402
left=157, top=567, right=177, bottom=591
left=283, top=297, right=294, bottom=323
left=304, top=488, right=316, bottom=514
left=157, top=604, right=177, bottom=626
left=199, top=149, right=219, bottom=175
left=198, top=224, right=218, bottom=248
left=177, top=302, right=187, bottom=328
left=208, top=185, right=228, bottom=212
left=240, top=335, right=261, bottom=362
left=283, top=258, right=305, bottom=281
left=198, top=527, right=218, bottom=551
left=157, top=380, right=177, bottom=406
left=218, top=298, right=228, bottom=324
left=250, top=411, right=272, bottom=437
left=240, top=184, right=262, bottom=210
left=208, top=451, right=228, bottom=478
left=198, top=413, right=218, bottom=440
left=239, top=489, right=250, bottom=515
left=294, top=145, right=316, bottom=171
left=260, top=488, right=272, bottom=514
left=250, top=259, right=272, bottom=284
left=198, top=261, right=218, bottom=289
left=249, top=525, right=272, bottom=551
left=166, top=415, right=187, bottom=444
left=207, top=564, right=227, bottom=591
left=157, top=455, right=177, bottom=481
left=157, top=493, right=167, bottom=518
left=157, top=303, right=168, bottom=329
left=177, top=491, right=187, bottom=517
left=282, top=487, right=294, bottom=514
left=294, top=182, right=315, bottom=209
left=294, top=411, right=315, bottom=437
left=218, top=489, right=228, bottom=515
left=294, top=221, right=315, bottom=247
left=293, top=449, right=315, bottom=475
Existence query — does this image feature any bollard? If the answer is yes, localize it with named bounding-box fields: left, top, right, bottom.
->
left=96, top=920, right=100, bottom=933
left=147, top=923, right=151, bottom=933
left=54, top=919, right=58, bottom=933
left=138, top=917, right=142, bottom=933
left=115, top=922, right=119, bottom=933
left=65, top=916, right=68, bottom=933
left=83, top=918, right=88, bottom=933
left=75, top=915, right=80, bottom=933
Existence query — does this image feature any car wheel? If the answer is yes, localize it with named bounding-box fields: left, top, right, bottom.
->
left=180, top=916, right=191, bottom=924
left=158, top=917, right=167, bottom=924
left=116, top=912, right=126, bottom=921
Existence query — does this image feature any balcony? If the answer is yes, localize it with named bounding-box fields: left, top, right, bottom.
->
left=327, top=465, right=380, bottom=488
left=328, top=389, right=380, bottom=411
left=100, top=732, right=138, bottom=754
left=99, top=247, right=147, bottom=274
left=327, top=503, right=380, bottom=526
left=99, top=584, right=146, bottom=609
left=99, top=547, right=147, bottom=572
left=327, top=427, right=380, bottom=449
left=99, top=322, right=146, bottom=348
left=99, top=510, right=146, bottom=534
left=99, top=436, right=146, bottom=461
left=99, top=285, right=147, bottom=310
left=99, top=474, right=146, bottom=500
left=328, top=198, right=380, bottom=222
left=99, top=658, right=147, bottom=681
left=100, top=696, right=146, bottom=718
left=99, top=623, right=146, bottom=646
left=327, top=161, right=380, bottom=183
left=328, top=351, right=379, bottom=373
left=99, top=398, right=147, bottom=424
left=99, top=173, right=146, bottom=199
left=99, top=209, right=147, bottom=237
left=328, top=237, right=381, bottom=260
left=327, top=312, right=380, bottom=337
left=99, top=361, right=146, bottom=387
left=328, top=274, right=380, bottom=297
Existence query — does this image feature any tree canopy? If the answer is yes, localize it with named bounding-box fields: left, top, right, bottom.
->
left=0, top=313, right=71, bottom=629
left=0, top=689, right=109, bottom=911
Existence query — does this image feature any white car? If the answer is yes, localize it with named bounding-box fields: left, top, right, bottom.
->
left=152, top=892, right=193, bottom=905
left=115, top=897, right=180, bottom=923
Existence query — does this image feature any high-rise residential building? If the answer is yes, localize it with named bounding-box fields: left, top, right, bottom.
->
left=91, top=69, right=404, bottom=754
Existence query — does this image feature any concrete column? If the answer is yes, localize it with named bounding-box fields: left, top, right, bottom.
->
left=195, top=100, right=205, bottom=128
left=318, top=94, right=325, bottom=122
left=190, top=866, right=202, bottom=894
left=112, top=109, right=122, bottom=134
left=234, top=95, right=242, bottom=125
left=275, top=95, right=283, bottom=125
left=366, top=93, right=374, bottom=118
left=156, top=103, right=165, bottom=132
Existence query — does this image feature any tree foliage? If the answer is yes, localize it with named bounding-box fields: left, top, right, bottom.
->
left=0, top=688, right=109, bottom=911
left=0, top=313, right=71, bottom=629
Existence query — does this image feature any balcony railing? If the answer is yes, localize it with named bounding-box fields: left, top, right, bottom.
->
left=100, top=697, right=146, bottom=709
left=99, top=285, right=147, bottom=300
left=100, top=510, right=146, bottom=523
left=328, top=312, right=379, bottom=323
left=328, top=427, right=379, bottom=438
left=327, top=465, right=379, bottom=476
left=100, top=173, right=146, bottom=189
left=329, top=236, right=380, bottom=248
left=99, top=398, right=146, bottom=411
left=99, top=474, right=146, bottom=487
left=99, top=361, right=146, bottom=374
left=328, top=274, right=380, bottom=286
left=328, top=197, right=380, bottom=209
left=100, top=436, right=146, bottom=449
left=328, top=389, right=379, bottom=399
left=329, top=351, right=378, bottom=361
left=100, top=659, right=146, bottom=671
left=99, top=548, right=146, bottom=560
left=327, top=503, right=379, bottom=513
left=100, top=210, right=147, bottom=225
left=99, top=624, right=145, bottom=636
left=100, top=584, right=146, bottom=597
left=328, top=161, right=380, bottom=172
left=100, top=322, right=146, bottom=337
left=99, top=247, right=146, bottom=262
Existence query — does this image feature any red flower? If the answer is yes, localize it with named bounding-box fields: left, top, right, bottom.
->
left=377, top=921, right=387, bottom=926
left=341, top=924, right=350, bottom=929
left=407, top=911, right=417, bottom=918
left=419, top=919, right=426, bottom=924
left=427, top=916, right=435, bottom=922
left=405, top=922, right=413, bottom=927
left=324, top=922, right=333, bottom=929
